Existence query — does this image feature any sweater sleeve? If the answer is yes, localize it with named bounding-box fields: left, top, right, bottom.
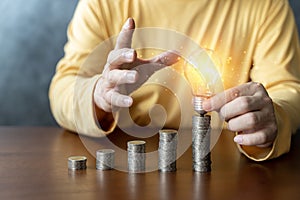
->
left=238, top=0, right=300, bottom=161
left=49, top=0, right=118, bottom=137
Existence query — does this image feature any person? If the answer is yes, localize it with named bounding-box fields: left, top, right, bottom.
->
left=49, top=0, right=300, bottom=161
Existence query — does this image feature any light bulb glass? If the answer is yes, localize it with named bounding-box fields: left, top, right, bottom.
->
left=184, top=48, right=223, bottom=99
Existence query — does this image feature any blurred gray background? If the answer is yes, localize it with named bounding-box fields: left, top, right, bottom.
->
left=0, top=0, right=299, bottom=126
left=0, top=0, right=78, bottom=126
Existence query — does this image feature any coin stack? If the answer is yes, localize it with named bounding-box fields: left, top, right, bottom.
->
left=96, top=149, right=115, bottom=170
left=158, top=129, right=178, bottom=172
left=68, top=156, right=87, bottom=170
left=192, top=115, right=211, bottom=172
left=127, top=140, right=146, bottom=173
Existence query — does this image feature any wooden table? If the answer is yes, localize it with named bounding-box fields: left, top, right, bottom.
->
left=0, top=127, right=299, bottom=200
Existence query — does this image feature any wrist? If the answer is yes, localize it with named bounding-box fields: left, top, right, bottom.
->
left=94, top=104, right=115, bottom=132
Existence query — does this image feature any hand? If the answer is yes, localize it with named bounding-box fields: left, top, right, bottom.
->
left=203, top=82, right=278, bottom=148
left=93, top=18, right=179, bottom=113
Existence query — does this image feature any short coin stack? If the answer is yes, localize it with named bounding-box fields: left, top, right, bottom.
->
left=127, top=140, right=146, bottom=173
left=96, top=149, right=115, bottom=170
left=158, top=129, right=178, bottom=172
left=68, top=156, right=87, bottom=170
left=192, top=115, right=211, bottom=172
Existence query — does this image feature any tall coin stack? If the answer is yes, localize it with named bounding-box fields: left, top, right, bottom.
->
left=127, top=140, right=146, bottom=173
left=192, top=115, right=212, bottom=172
left=96, top=149, right=115, bottom=170
left=158, top=129, right=178, bottom=172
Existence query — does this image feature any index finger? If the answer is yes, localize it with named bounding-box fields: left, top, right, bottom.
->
left=115, top=18, right=135, bottom=50
left=203, top=82, right=262, bottom=111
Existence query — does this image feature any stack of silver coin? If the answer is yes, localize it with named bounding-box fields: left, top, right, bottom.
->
left=192, top=115, right=211, bottom=172
left=96, top=149, right=115, bottom=170
left=127, top=140, right=146, bottom=173
left=158, top=129, right=178, bottom=172
left=68, top=156, right=87, bottom=170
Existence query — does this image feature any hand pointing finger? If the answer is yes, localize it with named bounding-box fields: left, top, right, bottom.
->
left=115, top=18, right=135, bottom=50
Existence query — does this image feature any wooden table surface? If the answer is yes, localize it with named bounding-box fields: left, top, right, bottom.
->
left=0, top=127, right=299, bottom=200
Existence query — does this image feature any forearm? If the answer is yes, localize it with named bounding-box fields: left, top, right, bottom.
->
left=268, top=82, right=300, bottom=134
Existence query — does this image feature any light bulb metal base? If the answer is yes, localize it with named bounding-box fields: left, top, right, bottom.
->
left=193, top=96, right=207, bottom=116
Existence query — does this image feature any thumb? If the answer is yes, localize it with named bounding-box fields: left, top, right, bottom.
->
left=115, top=18, right=135, bottom=50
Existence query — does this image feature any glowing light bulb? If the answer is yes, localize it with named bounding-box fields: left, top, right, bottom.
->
left=184, top=49, right=222, bottom=115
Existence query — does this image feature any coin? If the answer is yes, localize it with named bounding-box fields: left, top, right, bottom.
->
left=68, top=156, right=87, bottom=170
left=127, top=140, right=146, bottom=173
left=192, top=115, right=212, bottom=173
left=158, top=129, right=178, bottom=172
left=96, top=149, right=115, bottom=170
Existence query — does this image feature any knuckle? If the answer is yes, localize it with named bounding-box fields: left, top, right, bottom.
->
left=227, top=120, right=235, bottom=131
left=116, top=96, right=124, bottom=106
left=269, top=123, right=278, bottom=135
left=107, top=51, right=114, bottom=59
left=244, top=133, right=261, bottom=146
left=113, top=94, right=125, bottom=107
left=109, top=50, right=124, bottom=64
left=100, top=101, right=109, bottom=112
left=251, top=82, right=263, bottom=90
left=219, top=107, right=227, bottom=120
left=102, top=104, right=112, bottom=113
left=110, top=91, right=122, bottom=106
left=111, top=54, right=120, bottom=64
left=239, top=97, right=251, bottom=110
left=107, top=51, right=115, bottom=64
left=95, top=95, right=111, bottom=112
left=118, top=35, right=128, bottom=45
left=252, top=82, right=268, bottom=96
left=262, top=96, right=272, bottom=105
left=107, top=71, right=114, bottom=83
left=97, top=78, right=108, bottom=93
left=93, top=93, right=101, bottom=106
left=105, top=90, right=114, bottom=103
left=108, top=70, right=123, bottom=84
left=247, top=113, right=259, bottom=126
left=228, top=88, right=240, bottom=99
left=108, top=72, right=119, bottom=85
left=259, top=133, right=268, bottom=144
left=102, top=65, right=111, bottom=77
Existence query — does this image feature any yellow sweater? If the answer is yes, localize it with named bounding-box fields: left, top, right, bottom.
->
left=49, top=0, right=300, bottom=161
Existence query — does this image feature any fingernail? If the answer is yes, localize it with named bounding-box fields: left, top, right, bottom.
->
left=125, top=50, right=134, bottom=59
left=123, top=18, right=131, bottom=29
left=234, top=135, right=243, bottom=144
left=126, top=71, right=136, bottom=83
left=123, top=97, right=133, bottom=106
